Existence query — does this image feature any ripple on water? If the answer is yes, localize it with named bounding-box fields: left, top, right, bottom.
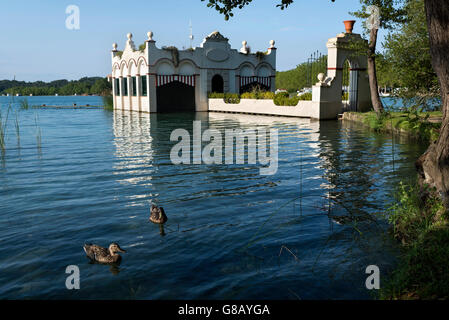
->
left=0, top=99, right=427, bottom=299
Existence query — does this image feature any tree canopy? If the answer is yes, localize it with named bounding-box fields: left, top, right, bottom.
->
left=382, top=0, right=438, bottom=97
left=0, top=77, right=111, bottom=96
left=201, top=0, right=342, bottom=20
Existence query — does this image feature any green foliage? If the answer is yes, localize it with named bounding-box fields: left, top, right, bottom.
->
left=255, top=51, right=267, bottom=60
left=376, top=54, right=401, bottom=88
left=381, top=181, right=449, bottom=299
left=350, top=0, right=407, bottom=32
left=138, top=43, right=146, bottom=52
left=209, top=90, right=300, bottom=106
left=223, top=93, right=241, bottom=104
left=102, top=95, right=114, bottom=111
left=208, top=92, right=241, bottom=104
left=163, top=46, right=180, bottom=67
left=387, top=182, right=445, bottom=244
left=358, top=109, right=441, bottom=142
left=90, top=78, right=112, bottom=96
left=201, top=0, right=296, bottom=20
left=358, top=107, right=442, bottom=142
left=298, top=92, right=312, bottom=101
left=1, top=77, right=112, bottom=96
left=273, top=92, right=299, bottom=106
left=241, top=87, right=275, bottom=99
left=382, top=0, right=439, bottom=98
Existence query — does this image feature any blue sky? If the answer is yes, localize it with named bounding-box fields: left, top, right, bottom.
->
left=0, top=0, right=388, bottom=82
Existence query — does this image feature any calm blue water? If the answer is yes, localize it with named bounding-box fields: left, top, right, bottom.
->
left=0, top=96, right=427, bottom=299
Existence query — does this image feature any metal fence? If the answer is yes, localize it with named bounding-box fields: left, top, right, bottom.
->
left=306, top=51, right=327, bottom=88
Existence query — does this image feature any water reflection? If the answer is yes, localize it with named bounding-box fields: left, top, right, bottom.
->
left=91, top=111, right=426, bottom=299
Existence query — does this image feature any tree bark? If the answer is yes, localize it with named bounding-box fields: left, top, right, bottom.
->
left=367, top=27, right=384, bottom=114
left=416, top=0, right=449, bottom=206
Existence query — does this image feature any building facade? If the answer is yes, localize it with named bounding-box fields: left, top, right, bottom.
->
left=111, top=31, right=277, bottom=113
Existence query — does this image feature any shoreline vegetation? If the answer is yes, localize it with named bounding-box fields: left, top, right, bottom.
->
left=343, top=110, right=448, bottom=299
left=381, top=181, right=449, bottom=299
left=342, top=111, right=442, bottom=143
left=0, top=77, right=111, bottom=96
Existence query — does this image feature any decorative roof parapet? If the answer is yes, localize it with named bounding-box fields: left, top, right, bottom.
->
left=204, top=31, right=229, bottom=42
left=125, top=33, right=136, bottom=51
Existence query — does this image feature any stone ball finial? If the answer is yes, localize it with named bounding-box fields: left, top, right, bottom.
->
left=270, top=40, right=275, bottom=48
left=112, top=43, right=118, bottom=51
left=242, top=40, right=247, bottom=46
left=127, top=33, right=133, bottom=40
left=147, top=31, right=154, bottom=41
left=317, top=73, right=325, bottom=83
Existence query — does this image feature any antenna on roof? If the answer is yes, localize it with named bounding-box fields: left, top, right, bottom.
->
left=189, top=20, right=194, bottom=49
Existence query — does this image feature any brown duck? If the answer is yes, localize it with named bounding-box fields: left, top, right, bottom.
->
left=83, top=243, right=126, bottom=264
left=149, top=205, right=168, bottom=224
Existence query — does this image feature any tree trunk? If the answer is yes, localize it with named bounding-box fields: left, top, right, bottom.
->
left=367, top=27, right=384, bottom=114
left=416, top=0, right=449, bottom=206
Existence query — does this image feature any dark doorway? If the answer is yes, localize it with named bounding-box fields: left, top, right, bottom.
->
left=211, top=74, right=224, bottom=93
left=156, top=81, right=195, bottom=112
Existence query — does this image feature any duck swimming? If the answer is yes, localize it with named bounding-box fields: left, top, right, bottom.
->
left=83, top=243, right=126, bottom=264
left=149, top=205, right=168, bottom=224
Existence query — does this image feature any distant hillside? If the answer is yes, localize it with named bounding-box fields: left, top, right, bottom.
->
left=0, top=77, right=111, bottom=96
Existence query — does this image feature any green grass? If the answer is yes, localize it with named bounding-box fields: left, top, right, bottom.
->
left=348, top=110, right=442, bottom=142
left=381, top=181, right=449, bottom=299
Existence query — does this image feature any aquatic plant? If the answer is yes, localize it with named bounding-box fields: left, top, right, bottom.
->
left=14, top=111, right=20, bottom=149
left=0, top=105, right=11, bottom=157
left=35, top=113, right=42, bottom=154
left=102, top=95, right=114, bottom=111
left=19, top=98, right=30, bottom=110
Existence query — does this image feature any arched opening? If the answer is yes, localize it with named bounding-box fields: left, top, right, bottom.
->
left=157, top=81, right=195, bottom=112
left=211, top=74, right=224, bottom=93
left=341, top=60, right=358, bottom=111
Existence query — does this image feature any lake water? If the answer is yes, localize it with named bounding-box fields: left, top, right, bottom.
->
left=0, top=96, right=427, bottom=299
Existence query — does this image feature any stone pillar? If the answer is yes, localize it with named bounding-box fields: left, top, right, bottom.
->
left=112, top=77, right=117, bottom=109
left=136, top=74, right=141, bottom=112
left=119, top=76, right=124, bottom=111
left=148, top=74, right=157, bottom=113
left=127, top=75, right=132, bottom=111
